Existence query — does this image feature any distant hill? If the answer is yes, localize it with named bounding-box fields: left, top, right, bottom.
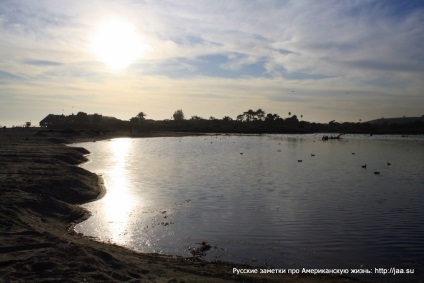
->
left=365, top=116, right=424, bottom=125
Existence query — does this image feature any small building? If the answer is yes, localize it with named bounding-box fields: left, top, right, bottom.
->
left=39, top=113, right=122, bottom=128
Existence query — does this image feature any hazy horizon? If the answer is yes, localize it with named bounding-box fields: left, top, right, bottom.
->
left=1, top=1, right=423, bottom=127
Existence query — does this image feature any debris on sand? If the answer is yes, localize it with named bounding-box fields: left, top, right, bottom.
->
left=189, top=241, right=212, bottom=257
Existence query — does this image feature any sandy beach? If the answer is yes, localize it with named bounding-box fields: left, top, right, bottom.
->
left=0, top=128, right=365, bottom=282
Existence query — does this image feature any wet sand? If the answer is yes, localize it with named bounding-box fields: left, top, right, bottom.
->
left=0, top=128, right=365, bottom=282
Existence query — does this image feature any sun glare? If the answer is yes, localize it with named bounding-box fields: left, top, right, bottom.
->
left=90, top=19, right=145, bottom=69
left=103, top=138, right=136, bottom=242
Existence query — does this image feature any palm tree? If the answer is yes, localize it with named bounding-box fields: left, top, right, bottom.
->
left=137, top=112, right=146, bottom=124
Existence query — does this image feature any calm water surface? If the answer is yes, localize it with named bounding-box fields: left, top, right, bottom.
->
left=73, top=134, right=424, bottom=281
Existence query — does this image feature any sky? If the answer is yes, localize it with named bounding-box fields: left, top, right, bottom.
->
left=1, top=0, right=423, bottom=126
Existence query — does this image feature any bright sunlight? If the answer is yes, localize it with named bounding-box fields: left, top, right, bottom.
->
left=103, top=138, right=136, bottom=243
left=90, top=19, right=146, bottom=69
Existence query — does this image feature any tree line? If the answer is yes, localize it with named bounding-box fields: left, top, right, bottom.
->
left=40, top=109, right=424, bottom=135
left=126, top=109, right=423, bottom=135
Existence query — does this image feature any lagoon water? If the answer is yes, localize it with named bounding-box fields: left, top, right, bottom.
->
left=73, top=134, right=424, bottom=281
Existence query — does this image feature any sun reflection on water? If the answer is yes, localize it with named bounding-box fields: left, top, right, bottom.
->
left=101, top=138, right=136, bottom=243
left=75, top=135, right=424, bottom=279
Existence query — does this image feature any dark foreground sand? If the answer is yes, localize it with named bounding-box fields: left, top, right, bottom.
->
left=0, top=128, right=365, bottom=282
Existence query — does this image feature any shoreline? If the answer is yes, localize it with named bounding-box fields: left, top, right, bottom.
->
left=66, top=172, right=107, bottom=235
left=0, top=128, right=367, bottom=282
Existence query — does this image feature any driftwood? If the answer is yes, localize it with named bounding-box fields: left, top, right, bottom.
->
left=322, top=133, right=344, bottom=141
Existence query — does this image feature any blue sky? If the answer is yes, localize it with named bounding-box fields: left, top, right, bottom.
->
left=1, top=0, right=423, bottom=126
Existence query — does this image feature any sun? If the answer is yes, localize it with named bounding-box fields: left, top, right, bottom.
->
left=90, top=19, right=145, bottom=70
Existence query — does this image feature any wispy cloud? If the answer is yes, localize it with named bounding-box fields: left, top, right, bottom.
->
left=24, top=60, right=63, bottom=66
left=1, top=0, right=423, bottom=125
left=0, top=70, right=23, bottom=82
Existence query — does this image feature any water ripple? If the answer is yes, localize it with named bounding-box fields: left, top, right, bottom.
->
left=73, top=135, right=424, bottom=282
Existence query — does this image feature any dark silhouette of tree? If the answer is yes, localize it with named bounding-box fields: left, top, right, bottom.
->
left=173, top=109, right=185, bottom=121
left=190, top=115, right=203, bottom=120
left=287, top=114, right=298, bottom=124
left=137, top=112, right=146, bottom=123
left=37, top=106, right=424, bottom=135
left=265, top=113, right=280, bottom=122
left=243, top=109, right=255, bottom=122
left=93, top=113, right=102, bottom=124
left=255, top=109, right=265, bottom=121
left=239, top=109, right=267, bottom=122
left=75, top=112, right=89, bottom=124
